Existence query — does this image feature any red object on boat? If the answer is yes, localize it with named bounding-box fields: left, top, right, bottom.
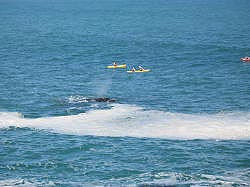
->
left=240, top=57, right=250, bottom=62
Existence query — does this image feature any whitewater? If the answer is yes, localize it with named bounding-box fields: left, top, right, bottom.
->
left=1, top=104, right=249, bottom=140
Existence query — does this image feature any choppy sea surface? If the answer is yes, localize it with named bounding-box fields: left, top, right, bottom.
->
left=0, top=0, right=250, bottom=186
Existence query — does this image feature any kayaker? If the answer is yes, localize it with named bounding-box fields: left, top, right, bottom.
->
left=138, top=65, right=145, bottom=71
left=241, top=57, right=250, bottom=61
left=131, top=67, right=136, bottom=72
left=113, top=62, right=117, bottom=66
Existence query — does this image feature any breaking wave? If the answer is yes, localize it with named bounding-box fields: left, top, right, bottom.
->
left=1, top=171, right=249, bottom=187
left=0, top=104, right=249, bottom=140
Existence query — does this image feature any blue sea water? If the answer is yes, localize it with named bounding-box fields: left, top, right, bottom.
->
left=0, top=0, right=250, bottom=186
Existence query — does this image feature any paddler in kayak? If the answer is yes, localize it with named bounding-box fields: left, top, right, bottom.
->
left=138, top=65, right=145, bottom=71
left=131, top=67, right=136, bottom=72
left=113, top=62, right=117, bottom=67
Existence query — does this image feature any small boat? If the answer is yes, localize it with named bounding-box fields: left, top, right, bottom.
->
left=107, top=64, right=126, bottom=69
left=127, top=69, right=150, bottom=73
left=240, top=57, right=250, bottom=62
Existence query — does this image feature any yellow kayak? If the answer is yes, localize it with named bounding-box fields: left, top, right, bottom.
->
left=107, top=64, right=126, bottom=69
left=127, top=69, right=150, bottom=73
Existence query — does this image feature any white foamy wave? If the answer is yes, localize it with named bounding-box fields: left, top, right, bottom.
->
left=0, top=104, right=249, bottom=140
left=67, top=95, right=88, bottom=104
left=136, top=171, right=250, bottom=187
left=0, top=179, right=55, bottom=187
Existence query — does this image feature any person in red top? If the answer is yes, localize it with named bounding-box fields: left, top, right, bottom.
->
left=240, top=57, right=250, bottom=62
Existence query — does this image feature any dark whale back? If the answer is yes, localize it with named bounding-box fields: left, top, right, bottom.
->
left=86, top=97, right=116, bottom=102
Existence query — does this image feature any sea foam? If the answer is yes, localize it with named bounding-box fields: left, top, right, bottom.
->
left=0, top=104, right=249, bottom=140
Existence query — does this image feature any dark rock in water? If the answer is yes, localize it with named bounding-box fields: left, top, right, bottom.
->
left=86, top=97, right=116, bottom=102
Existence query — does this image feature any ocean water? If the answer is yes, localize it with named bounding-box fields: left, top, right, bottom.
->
left=0, top=0, right=250, bottom=186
